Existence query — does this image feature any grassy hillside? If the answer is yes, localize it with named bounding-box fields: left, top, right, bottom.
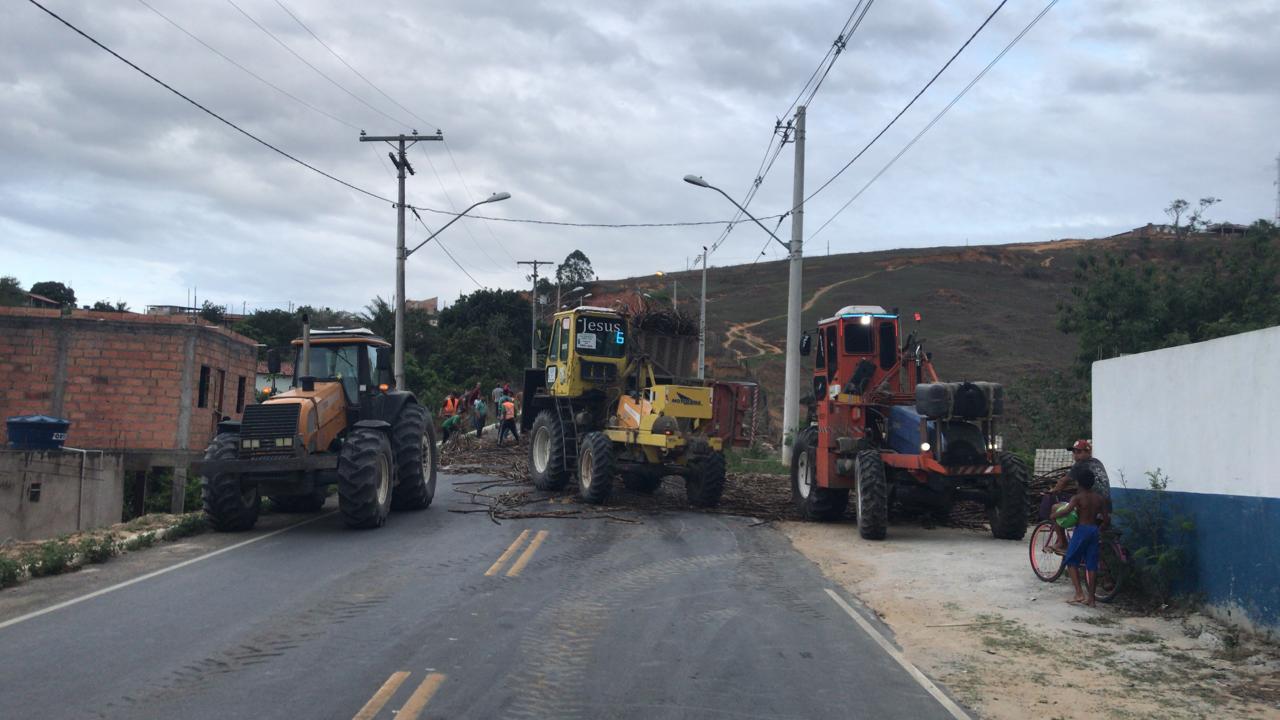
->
left=588, top=231, right=1176, bottom=440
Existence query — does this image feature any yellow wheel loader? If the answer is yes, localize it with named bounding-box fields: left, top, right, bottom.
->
left=521, top=307, right=726, bottom=507
left=193, top=317, right=437, bottom=530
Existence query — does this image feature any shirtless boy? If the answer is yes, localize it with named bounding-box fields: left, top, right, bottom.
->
left=1051, top=463, right=1109, bottom=606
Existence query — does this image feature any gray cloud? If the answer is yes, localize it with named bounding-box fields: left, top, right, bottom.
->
left=1, top=0, right=1277, bottom=315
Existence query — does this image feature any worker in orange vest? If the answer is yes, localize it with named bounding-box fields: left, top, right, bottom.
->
left=441, top=392, right=460, bottom=420
left=497, top=393, right=520, bottom=446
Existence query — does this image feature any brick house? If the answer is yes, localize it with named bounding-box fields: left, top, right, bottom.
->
left=0, top=307, right=257, bottom=513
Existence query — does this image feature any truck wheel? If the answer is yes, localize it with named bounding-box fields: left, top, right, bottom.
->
left=201, top=433, right=260, bottom=531
left=271, top=489, right=326, bottom=513
left=338, top=427, right=394, bottom=529
left=577, top=432, right=615, bottom=504
left=791, top=426, right=849, bottom=521
left=391, top=403, right=437, bottom=511
left=529, top=410, right=570, bottom=490
left=685, top=451, right=726, bottom=508
left=622, top=468, right=663, bottom=494
left=855, top=449, right=888, bottom=540
left=989, top=452, right=1029, bottom=540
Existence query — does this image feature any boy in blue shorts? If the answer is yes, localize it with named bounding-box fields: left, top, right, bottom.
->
left=1052, top=463, right=1109, bottom=606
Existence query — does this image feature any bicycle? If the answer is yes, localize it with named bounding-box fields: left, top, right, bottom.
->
left=1029, top=520, right=1128, bottom=603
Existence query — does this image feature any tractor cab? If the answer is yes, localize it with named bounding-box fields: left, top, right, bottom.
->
left=282, top=327, right=393, bottom=406
left=809, top=305, right=904, bottom=403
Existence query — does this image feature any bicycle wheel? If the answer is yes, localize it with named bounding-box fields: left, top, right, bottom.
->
left=1029, top=521, right=1067, bottom=582
left=1093, top=541, right=1124, bottom=603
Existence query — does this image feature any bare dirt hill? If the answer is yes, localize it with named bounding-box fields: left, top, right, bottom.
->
left=589, top=231, right=1186, bottom=438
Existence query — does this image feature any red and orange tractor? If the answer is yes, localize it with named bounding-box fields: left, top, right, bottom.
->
left=793, top=305, right=1027, bottom=540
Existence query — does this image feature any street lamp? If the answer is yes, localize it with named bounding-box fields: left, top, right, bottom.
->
left=577, top=292, right=593, bottom=308
left=395, top=192, right=511, bottom=388
left=684, top=173, right=800, bottom=463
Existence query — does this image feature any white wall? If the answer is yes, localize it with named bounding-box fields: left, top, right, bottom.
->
left=1093, top=325, right=1280, bottom=498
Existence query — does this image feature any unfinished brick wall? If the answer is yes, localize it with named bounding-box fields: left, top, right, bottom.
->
left=0, top=308, right=256, bottom=452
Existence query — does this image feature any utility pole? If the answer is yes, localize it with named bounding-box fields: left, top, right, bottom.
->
left=698, top=246, right=708, bottom=380
left=780, top=106, right=806, bottom=466
left=518, top=260, right=553, bottom=368
left=1274, top=152, right=1280, bottom=224
left=360, top=130, right=443, bottom=389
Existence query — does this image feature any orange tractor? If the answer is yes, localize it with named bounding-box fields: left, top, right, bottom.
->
left=793, top=305, right=1027, bottom=540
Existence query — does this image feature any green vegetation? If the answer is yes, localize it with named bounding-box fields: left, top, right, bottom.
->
left=1116, top=469, right=1196, bottom=606
left=0, top=556, right=22, bottom=588
left=725, top=444, right=789, bottom=475
left=29, top=280, right=76, bottom=307
left=0, top=276, right=25, bottom=306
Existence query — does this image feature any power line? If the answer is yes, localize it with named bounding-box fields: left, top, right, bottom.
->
left=25, top=0, right=393, bottom=204
left=135, top=0, right=362, bottom=132
left=802, top=0, right=1010, bottom=207
left=223, top=0, right=414, bottom=130
left=444, top=141, right=517, bottom=263
left=417, top=144, right=505, bottom=272
left=27, top=1, right=793, bottom=233
left=796, top=0, right=876, bottom=112
left=271, top=0, right=438, bottom=130
left=810, top=0, right=1059, bottom=241
left=408, top=208, right=484, bottom=288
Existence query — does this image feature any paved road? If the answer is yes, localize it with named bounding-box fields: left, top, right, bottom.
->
left=0, top=474, right=965, bottom=720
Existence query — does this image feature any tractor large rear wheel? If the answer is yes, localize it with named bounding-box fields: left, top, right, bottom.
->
left=529, top=410, right=570, bottom=491
left=577, top=432, right=615, bottom=505
left=685, top=451, right=727, bottom=508
left=391, top=403, right=437, bottom=511
left=338, top=428, right=394, bottom=529
left=201, top=433, right=260, bottom=531
left=855, top=449, right=888, bottom=540
left=989, top=452, right=1029, bottom=540
left=791, top=426, right=849, bottom=521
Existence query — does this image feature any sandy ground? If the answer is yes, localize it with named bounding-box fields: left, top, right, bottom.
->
left=783, top=521, right=1280, bottom=720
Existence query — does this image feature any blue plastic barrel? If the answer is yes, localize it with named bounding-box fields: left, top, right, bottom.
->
left=5, top=415, right=71, bottom=450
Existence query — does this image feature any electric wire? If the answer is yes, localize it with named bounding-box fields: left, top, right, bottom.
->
left=135, top=0, right=362, bottom=132
left=27, top=0, right=791, bottom=231
left=223, top=0, right=415, bottom=130
left=444, top=140, right=517, bottom=263
left=809, top=0, right=1060, bottom=242
left=408, top=208, right=484, bottom=288
left=801, top=0, right=1010, bottom=207
left=25, top=0, right=394, bottom=204
left=272, top=0, right=438, bottom=130
left=417, top=144, right=505, bottom=272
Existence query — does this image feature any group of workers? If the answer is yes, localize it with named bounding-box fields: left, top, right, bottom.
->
left=438, top=381, right=522, bottom=446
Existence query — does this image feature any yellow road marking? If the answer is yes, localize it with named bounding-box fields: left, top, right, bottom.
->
left=485, top=529, right=531, bottom=576
left=505, top=530, right=549, bottom=577
left=352, top=670, right=410, bottom=720
left=397, top=672, right=447, bottom=720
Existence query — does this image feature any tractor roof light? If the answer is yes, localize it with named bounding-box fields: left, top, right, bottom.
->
left=920, top=441, right=931, bottom=452
left=860, top=315, right=872, bottom=325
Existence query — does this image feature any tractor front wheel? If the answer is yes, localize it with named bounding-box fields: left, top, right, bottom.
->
left=989, top=452, right=1029, bottom=540
left=201, top=433, right=260, bottom=531
left=790, top=426, right=849, bottom=521
left=529, top=410, right=570, bottom=491
left=685, top=451, right=726, bottom=508
left=338, top=427, right=394, bottom=529
left=577, top=432, right=615, bottom=505
left=855, top=449, right=888, bottom=540
left=391, top=403, right=437, bottom=511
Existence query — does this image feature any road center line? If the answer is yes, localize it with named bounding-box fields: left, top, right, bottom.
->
left=824, top=588, right=972, bottom=720
left=397, top=672, right=446, bottom=720
left=505, top=530, right=548, bottom=577
left=352, top=670, right=410, bottom=720
left=0, top=512, right=337, bottom=633
left=484, top=529, right=531, bottom=576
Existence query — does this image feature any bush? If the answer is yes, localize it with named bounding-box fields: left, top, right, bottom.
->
left=77, top=534, right=117, bottom=564
left=26, top=541, right=75, bottom=577
left=0, top=556, right=21, bottom=588
left=1117, top=469, right=1196, bottom=606
left=166, top=514, right=208, bottom=540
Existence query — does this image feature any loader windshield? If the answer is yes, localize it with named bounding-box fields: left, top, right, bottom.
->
left=575, top=315, right=626, bottom=359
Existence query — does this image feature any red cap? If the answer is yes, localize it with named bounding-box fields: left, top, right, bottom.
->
left=1071, top=439, right=1091, bottom=452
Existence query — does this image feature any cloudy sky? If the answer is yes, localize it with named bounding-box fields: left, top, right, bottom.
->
left=2, top=0, right=1277, bottom=313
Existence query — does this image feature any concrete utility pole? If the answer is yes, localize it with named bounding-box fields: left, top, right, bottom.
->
left=519, top=260, right=554, bottom=367
left=359, top=131, right=443, bottom=389
left=698, top=246, right=708, bottom=379
left=1274, top=152, right=1280, bottom=224
left=780, top=105, right=806, bottom=466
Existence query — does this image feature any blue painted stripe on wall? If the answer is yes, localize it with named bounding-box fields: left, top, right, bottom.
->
left=1111, top=488, right=1279, bottom=631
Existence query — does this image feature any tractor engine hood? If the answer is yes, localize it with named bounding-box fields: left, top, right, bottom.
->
left=254, top=379, right=347, bottom=453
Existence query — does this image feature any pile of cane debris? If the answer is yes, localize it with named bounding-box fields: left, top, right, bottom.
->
left=440, top=434, right=1069, bottom=532
left=439, top=434, right=795, bottom=525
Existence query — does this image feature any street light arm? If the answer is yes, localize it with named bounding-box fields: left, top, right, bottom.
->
left=406, top=193, right=510, bottom=258
left=707, top=184, right=789, bottom=252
